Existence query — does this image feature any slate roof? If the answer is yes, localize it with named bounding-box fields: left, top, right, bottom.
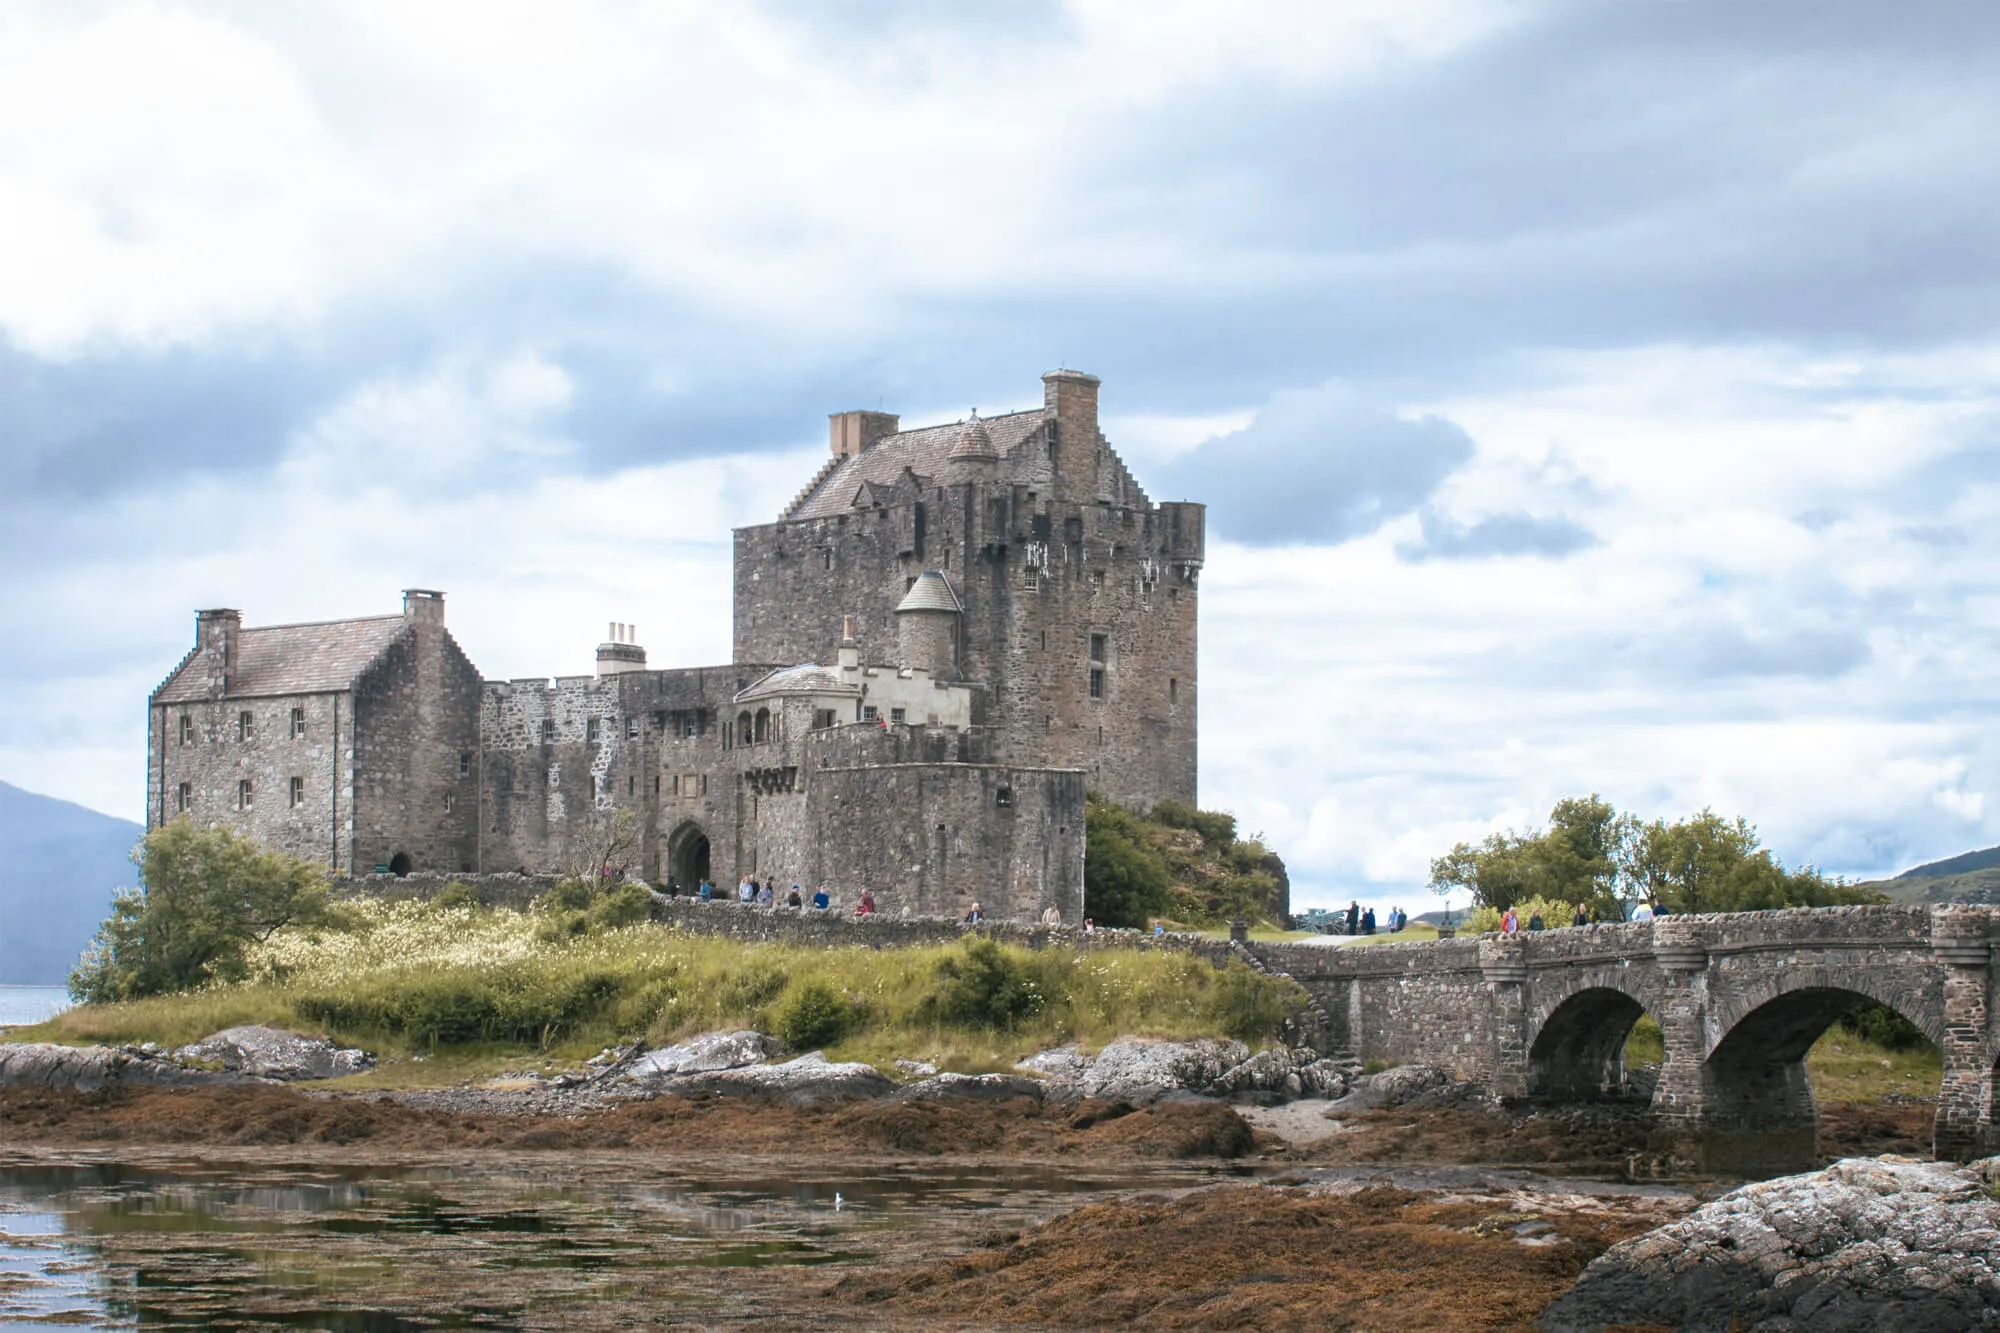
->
left=153, top=616, right=411, bottom=703
left=896, top=570, right=963, bottom=614
left=735, top=662, right=860, bottom=703
left=783, top=409, right=1045, bottom=521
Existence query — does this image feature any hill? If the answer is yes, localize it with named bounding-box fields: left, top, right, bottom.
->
left=0, top=780, right=140, bottom=984
left=1896, top=844, right=2000, bottom=881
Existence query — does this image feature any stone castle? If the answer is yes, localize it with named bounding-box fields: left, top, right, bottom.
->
left=147, top=370, right=1204, bottom=921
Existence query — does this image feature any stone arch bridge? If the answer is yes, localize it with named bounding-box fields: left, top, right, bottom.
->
left=1250, top=904, right=1996, bottom=1173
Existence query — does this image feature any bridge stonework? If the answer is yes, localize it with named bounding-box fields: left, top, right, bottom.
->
left=1255, top=904, right=1999, bottom=1174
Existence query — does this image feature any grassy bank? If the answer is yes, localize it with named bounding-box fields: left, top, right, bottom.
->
left=1623, top=1016, right=1940, bottom=1104
left=15, top=900, right=1308, bottom=1082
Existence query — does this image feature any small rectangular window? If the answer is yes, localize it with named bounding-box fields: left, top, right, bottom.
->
left=587, top=717, right=601, bottom=743
left=540, top=719, right=555, bottom=742
left=1090, top=634, right=1107, bottom=663
left=862, top=705, right=878, bottom=722
left=1091, top=569, right=1105, bottom=593
left=890, top=707, right=906, bottom=725
left=589, top=774, right=598, bottom=800
left=176, top=782, right=191, bottom=813
left=627, top=717, right=639, bottom=739
left=290, top=707, right=306, bottom=739
left=628, top=775, right=635, bottom=796
left=237, top=710, right=253, bottom=742
left=684, top=714, right=699, bottom=738
left=1169, top=678, right=1178, bottom=704
left=654, top=775, right=661, bottom=795
left=178, top=713, right=194, bottom=745
left=821, top=548, right=833, bottom=570
left=237, top=779, right=253, bottom=810
left=444, top=792, right=455, bottom=813
left=1089, top=668, right=1104, bottom=699
left=289, top=777, right=304, bottom=808
left=458, top=751, right=471, bottom=777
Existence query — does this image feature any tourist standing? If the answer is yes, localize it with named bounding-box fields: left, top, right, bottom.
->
left=1502, top=907, right=1519, bottom=935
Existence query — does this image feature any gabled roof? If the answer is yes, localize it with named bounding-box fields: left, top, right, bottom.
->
left=896, top=570, right=963, bottom=614
left=784, top=408, right=1045, bottom=521
left=734, top=662, right=861, bottom=704
left=153, top=616, right=411, bottom=703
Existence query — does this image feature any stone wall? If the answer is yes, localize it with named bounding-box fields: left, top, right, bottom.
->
left=350, top=620, right=483, bottom=875
left=149, top=689, right=355, bottom=870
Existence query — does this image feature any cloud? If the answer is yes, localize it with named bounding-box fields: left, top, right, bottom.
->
left=1155, top=383, right=1476, bottom=544
left=1396, top=509, right=1597, bottom=562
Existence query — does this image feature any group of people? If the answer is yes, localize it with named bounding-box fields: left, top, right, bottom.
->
left=662, top=877, right=871, bottom=915
left=1334, top=902, right=1409, bottom=936
left=1497, top=899, right=1667, bottom=934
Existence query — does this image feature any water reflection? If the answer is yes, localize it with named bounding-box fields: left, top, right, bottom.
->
left=0, top=1156, right=1245, bottom=1328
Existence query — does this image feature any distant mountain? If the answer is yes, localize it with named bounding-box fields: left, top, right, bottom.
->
left=0, top=781, right=140, bottom=984
left=1896, top=845, right=2000, bottom=880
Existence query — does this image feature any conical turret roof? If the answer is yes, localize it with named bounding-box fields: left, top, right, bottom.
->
left=896, top=570, right=963, bottom=615
left=948, top=412, right=998, bottom=462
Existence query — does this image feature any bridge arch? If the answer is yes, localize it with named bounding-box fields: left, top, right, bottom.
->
left=1525, top=971, right=1671, bottom=1100
left=1699, top=970, right=1943, bottom=1173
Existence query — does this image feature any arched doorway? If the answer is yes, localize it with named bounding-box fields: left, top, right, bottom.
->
left=666, top=821, right=711, bottom=891
left=1528, top=987, right=1655, bottom=1100
left=388, top=852, right=413, bottom=877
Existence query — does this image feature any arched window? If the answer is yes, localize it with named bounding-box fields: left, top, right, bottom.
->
left=737, top=711, right=753, bottom=746
left=754, top=708, right=771, bottom=743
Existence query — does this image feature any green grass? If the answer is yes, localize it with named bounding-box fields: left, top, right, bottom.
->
left=1195, top=926, right=1323, bottom=943
left=13, top=899, right=1310, bottom=1086
left=1620, top=1015, right=1941, bottom=1105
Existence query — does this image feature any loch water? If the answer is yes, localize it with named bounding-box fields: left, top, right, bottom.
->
left=0, top=1153, right=1250, bottom=1329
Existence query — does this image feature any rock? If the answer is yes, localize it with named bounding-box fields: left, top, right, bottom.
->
left=1019, top=1040, right=1342, bottom=1104
left=1537, top=1155, right=2000, bottom=1333
left=1020, top=1039, right=1249, bottom=1102
left=621, top=1030, right=778, bottom=1080
left=0, top=1043, right=221, bottom=1091
left=174, top=1026, right=374, bottom=1081
left=1367, top=1063, right=1453, bottom=1105
left=897, top=1072, right=1045, bottom=1103
left=894, top=1059, right=939, bottom=1078
left=663, top=1053, right=894, bottom=1106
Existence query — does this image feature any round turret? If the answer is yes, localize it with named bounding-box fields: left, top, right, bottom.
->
left=895, top=571, right=962, bottom=676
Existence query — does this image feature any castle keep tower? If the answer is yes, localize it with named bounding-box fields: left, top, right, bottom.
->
left=734, top=370, right=1202, bottom=810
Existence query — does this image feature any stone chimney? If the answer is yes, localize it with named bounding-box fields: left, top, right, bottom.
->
left=403, top=589, right=446, bottom=625
left=597, top=621, right=647, bottom=676
left=195, top=608, right=241, bottom=699
left=1042, top=369, right=1101, bottom=496
left=829, top=410, right=899, bottom=459
left=837, top=615, right=861, bottom=675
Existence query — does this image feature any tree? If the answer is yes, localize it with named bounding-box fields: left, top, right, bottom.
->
left=1429, top=796, right=1881, bottom=920
left=557, top=806, right=640, bottom=891
left=68, top=820, right=336, bottom=1003
left=1626, top=809, right=1873, bottom=914
left=1084, top=799, right=1170, bottom=928
left=1428, top=794, right=1630, bottom=917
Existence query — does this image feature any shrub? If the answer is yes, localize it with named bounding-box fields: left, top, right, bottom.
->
left=1208, top=961, right=1304, bottom=1041
left=69, top=821, right=334, bottom=1003
left=432, top=882, right=479, bottom=912
left=539, top=878, right=596, bottom=912
left=295, top=963, right=621, bottom=1047
left=717, top=961, right=790, bottom=1016
left=773, top=978, right=858, bottom=1051
left=1838, top=999, right=1934, bottom=1051
left=591, top=883, right=654, bottom=930
left=1085, top=802, right=1170, bottom=928
left=925, top=938, right=1045, bottom=1029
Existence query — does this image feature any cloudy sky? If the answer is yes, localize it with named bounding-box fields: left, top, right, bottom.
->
left=5, top=0, right=1998, bottom=912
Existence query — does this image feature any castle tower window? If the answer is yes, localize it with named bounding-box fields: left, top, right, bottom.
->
left=890, top=707, right=906, bottom=725
left=1091, top=570, right=1105, bottom=593
left=1090, top=669, right=1104, bottom=699
left=289, top=777, right=304, bottom=808
left=754, top=708, right=770, bottom=743
left=175, top=782, right=191, bottom=813
left=822, top=548, right=833, bottom=570
left=1169, top=677, right=1178, bottom=704
left=627, top=717, right=639, bottom=739
left=589, top=775, right=599, bottom=801
left=290, top=707, right=306, bottom=739
left=737, top=711, right=753, bottom=746
left=178, top=713, right=194, bottom=745
left=237, top=779, right=253, bottom=810
left=443, top=792, right=454, bottom=813
left=628, top=775, right=635, bottom=796
left=237, top=710, right=253, bottom=742
left=1090, top=633, right=1107, bottom=662
left=684, top=713, right=700, bottom=739
left=587, top=717, right=601, bottom=743
left=540, top=719, right=555, bottom=743
left=862, top=705, right=878, bottom=723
